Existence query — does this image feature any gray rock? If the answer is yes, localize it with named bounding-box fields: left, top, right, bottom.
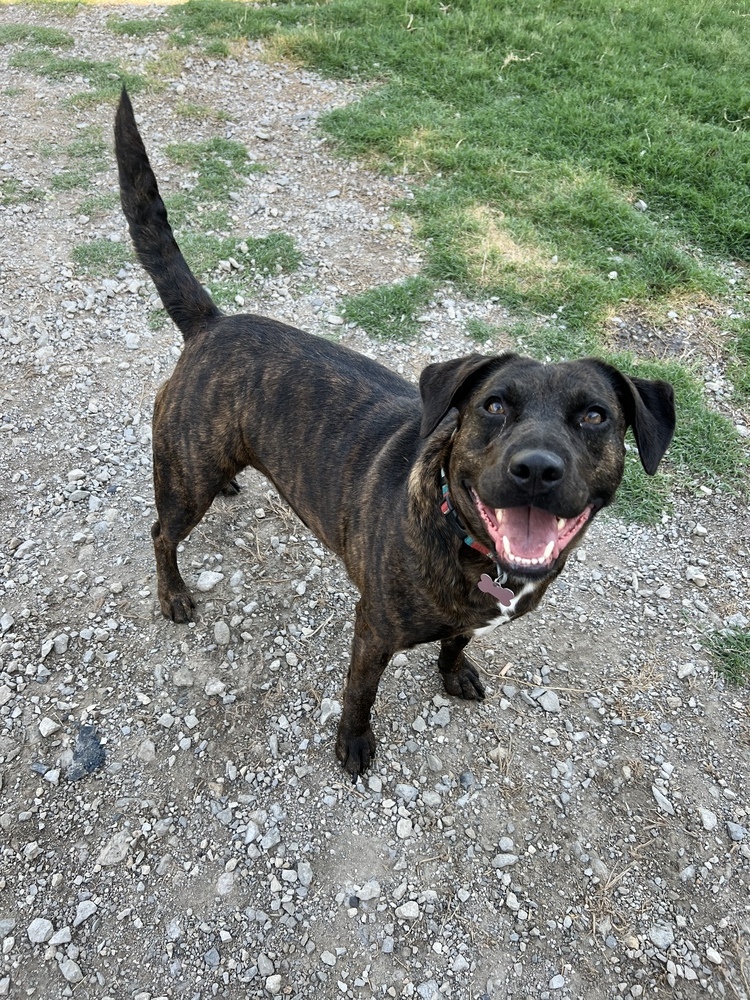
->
left=73, top=901, right=97, bottom=927
left=536, top=689, right=561, bottom=713
left=38, top=717, right=61, bottom=738
left=27, top=918, right=54, bottom=944
left=196, top=570, right=224, bottom=592
left=491, top=853, right=519, bottom=869
left=651, top=785, right=675, bottom=816
left=549, top=975, right=565, bottom=989
left=395, top=783, right=418, bottom=803
left=429, top=706, right=450, bottom=727
left=96, top=829, right=131, bottom=867
left=59, top=958, right=83, bottom=983
left=214, top=620, right=230, bottom=645
left=727, top=821, right=746, bottom=842
left=649, top=923, right=674, bottom=950
left=297, top=862, right=313, bottom=887
left=395, top=901, right=420, bottom=920
left=319, top=698, right=341, bottom=725
left=698, top=807, right=717, bottom=831
left=257, top=953, right=274, bottom=976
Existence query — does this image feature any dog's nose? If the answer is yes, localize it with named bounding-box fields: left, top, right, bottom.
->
left=508, top=449, right=565, bottom=494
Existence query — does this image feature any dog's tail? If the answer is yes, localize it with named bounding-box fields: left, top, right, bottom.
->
left=114, top=88, right=222, bottom=341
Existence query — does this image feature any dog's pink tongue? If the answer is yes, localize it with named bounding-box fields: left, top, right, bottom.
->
left=499, top=506, right=558, bottom=560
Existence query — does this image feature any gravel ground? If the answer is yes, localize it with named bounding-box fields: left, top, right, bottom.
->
left=1, top=6, right=749, bottom=1000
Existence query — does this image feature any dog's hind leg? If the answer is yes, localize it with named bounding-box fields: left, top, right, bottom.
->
left=438, top=634, right=485, bottom=700
left=336, top=601, right=393, bottom=779
left=151, top=456, right=224, bottom=623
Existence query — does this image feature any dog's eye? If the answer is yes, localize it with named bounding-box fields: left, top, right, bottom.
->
left=581, top=407, right=607, bottom=426
left=485, top=398, right=505, bottom=416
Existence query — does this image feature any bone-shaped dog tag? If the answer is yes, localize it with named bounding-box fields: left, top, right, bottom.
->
left=477, top=573, right=514, bottom=607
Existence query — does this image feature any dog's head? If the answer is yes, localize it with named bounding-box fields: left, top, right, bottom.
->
left=420, top=352, right=675, bottom=579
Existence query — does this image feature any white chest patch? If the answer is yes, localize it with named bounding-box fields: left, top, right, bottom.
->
left=473, top=581, right=539, bottom=637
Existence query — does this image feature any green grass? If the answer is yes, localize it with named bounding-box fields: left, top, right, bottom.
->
left=175, top=101, right=229, bottom=123
left=181, top=232, right=301, bottom=279
left=9, top=50, right=144, bottom=105
left=51, top=168, right=91, bottom=192
left=726, top=318, right=750, bottom=405
left=0, top=178, right=45, bottom=206
left=0, top=25, right=73, bottom=48
left=343, top=277, right=433, bottom=340
left=79, top=192, right=120, bottom=218
left=131, top=0, right=749, bottom=337
left=166, top=137, right=262, bottom=202
left=107, top=15, right=163, bottom=39
left=72, top=240, right=132, bottom=275
left=708, top=629, right=750, bottom=686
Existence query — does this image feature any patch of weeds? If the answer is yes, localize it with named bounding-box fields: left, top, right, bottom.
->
left=726, top=318, right=750, bottom=404
left=0, top=25, right=73, bottom=48
left=204, top=39, right=230, bottom=58
left=0, top=178, right=45, bottom=206
left=164, top=193, right=232, bottom=233
left=51, top=168, right=91, bottom=192
left=610, top=455, right=672, bottom=525
left=10, top=50, right=144, bottom=105
left=148, top=308, right=168, bottom=332
left=343, top=277, right=433, bottom=340
left=72, top=240, right=132, bottom=275
left=107, top=15, right=162, bottom=39
left=66, top=128, right=107, bottom=163
left=79, top=192, right=119, bottom=218
left=180, top=233, right=301, bottom=282
left=708, top=629, right=750, bottom=686
left=166, top=137, right=262, bottom=201
left=465, top=318, right=499, bottom=345
left=144, top=49, right=185, bottom=85
left=175, top=101, right=229, bottom=123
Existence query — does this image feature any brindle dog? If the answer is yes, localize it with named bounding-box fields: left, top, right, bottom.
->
left=114, top=89, right=676, bottom=778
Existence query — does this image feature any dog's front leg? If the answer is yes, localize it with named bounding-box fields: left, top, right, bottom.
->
left=336, top=601, right=393, bottom=780
left=438, top=634, right=485, bottom=700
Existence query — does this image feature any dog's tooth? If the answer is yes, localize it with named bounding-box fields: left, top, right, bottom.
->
left=543, top=540, right=554, bottom=560
left=503, top=537, right=512, bottom=558
left=494, top=508, right=505, bottom=525
left=557, top=518, right=566, bottom=531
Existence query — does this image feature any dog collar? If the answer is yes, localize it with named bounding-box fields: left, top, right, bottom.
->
left=440, top=468, right=494, bottom=558
left=439, top=468, right=515, bottom=607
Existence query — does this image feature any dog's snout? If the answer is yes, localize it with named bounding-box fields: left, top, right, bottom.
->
left=508, top=448, right=565, bottom=493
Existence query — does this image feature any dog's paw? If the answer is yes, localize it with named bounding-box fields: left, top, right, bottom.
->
left=161, top=590, right=196, bottom=624
left=335, top=727, right=376, bottom=781
left=441, top=659, right=485, bottom=701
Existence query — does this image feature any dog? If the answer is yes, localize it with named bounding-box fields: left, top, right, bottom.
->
left=114, top=89, right=676, bottom=778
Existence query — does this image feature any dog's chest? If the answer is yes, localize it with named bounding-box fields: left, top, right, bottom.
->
left=472, top=580, right=539, bottom=637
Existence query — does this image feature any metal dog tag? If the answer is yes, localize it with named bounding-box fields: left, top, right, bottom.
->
left=477, top=573, right=514, bottom=607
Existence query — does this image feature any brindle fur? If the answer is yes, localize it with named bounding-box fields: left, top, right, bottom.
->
left=114, top=89, right=676, bottom=778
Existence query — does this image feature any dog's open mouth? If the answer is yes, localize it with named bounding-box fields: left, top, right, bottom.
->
left=470, top=489, right=593, bottom=572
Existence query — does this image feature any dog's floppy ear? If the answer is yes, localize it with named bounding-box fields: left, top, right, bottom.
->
left=419, top=353, right=517, bottom=438
left=596, top=363, right=676, bottom=475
